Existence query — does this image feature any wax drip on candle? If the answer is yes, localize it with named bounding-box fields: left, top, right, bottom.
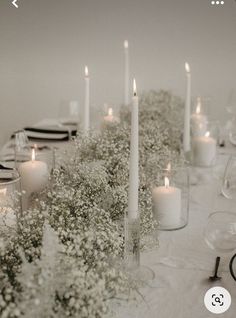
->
left=185, top=62, right=190, bottom=73
left=85, top=65, right=89, bottom=77
left=205, top=131, right=210, bottom=138
left=124, top=40, right=129, bottom=49
left=164, top=177, right=170, bottom=188
left=133, top=78, right=137, bottom=97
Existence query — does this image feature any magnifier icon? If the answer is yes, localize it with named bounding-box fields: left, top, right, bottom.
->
left=215, top=297, right=221, bottom=303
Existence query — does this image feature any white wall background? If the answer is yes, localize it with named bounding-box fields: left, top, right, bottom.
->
left=0, top=0, right=236, bottom=146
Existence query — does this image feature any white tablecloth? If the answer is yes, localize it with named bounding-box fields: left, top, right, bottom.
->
left=115, top=148, right=236, bottom=318
left=1, top=128, right=236, bottom=318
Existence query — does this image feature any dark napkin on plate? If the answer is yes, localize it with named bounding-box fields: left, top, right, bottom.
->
left=12, top=127, right=77, bottom=141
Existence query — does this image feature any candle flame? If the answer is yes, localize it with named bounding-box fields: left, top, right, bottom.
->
left=196, top=97, right=201, bottom=114
left=133, top=78, right=137, bottom=96
left=85, top=66, right=89, bottom=77
left=205, top=131, right=210, bottom=138
left=167, top=162, right=171, bottom=171
left=124, top=40, right=129, bottom=48
left=108, top=108, right=113, bottom=116
left=185, top=62, right=190, bottom=73
left=0, top=188, right=7, bottom=196
left=32, top=148, right=36, bottom=161
left=164, top=177, right=170, bottom=188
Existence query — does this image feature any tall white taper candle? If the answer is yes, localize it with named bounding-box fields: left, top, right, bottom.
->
left=84, top=66, right=90, bottom=132
left=183, top=62, right=191, bottom=153
left=128, top=79, right=139, bottom=220
left=124, top=40, right=130, bottom=106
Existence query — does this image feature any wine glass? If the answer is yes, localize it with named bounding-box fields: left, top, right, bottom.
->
left=221, top=155, right=236, bottom=199
left=225, top=89, right=236, bottom=145
left=204, top=211, right=236, bottom=254
left=229, top=252, right=236, bottom=281
left=58, top=100, right=80, bottom=125
left=13, top=130, right=31, bottom=167
left=226, top=89, right=236, bottom=115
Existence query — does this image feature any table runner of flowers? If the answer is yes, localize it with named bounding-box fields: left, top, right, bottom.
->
left=0, top=90, right=184, bottom=318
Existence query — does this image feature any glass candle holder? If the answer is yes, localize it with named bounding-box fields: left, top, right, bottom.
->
left=124, top=215, right=140, bottom=270
left=191, top=97, right=209, bottom=137
left=15, top=145, right=55, bottom=172
left=152, top=166, right=189, bottom=231
left=124, top=213, right=155, bottom=283
left=221, top=155, right=236, bottom=200
left=191, top=121, right=219, bottom=167
left=0, top=169, right=22, bottom=232
left=13, top=130, right=31, bottom=166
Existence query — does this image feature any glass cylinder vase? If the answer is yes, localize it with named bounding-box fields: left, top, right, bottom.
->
left=0, top=169, right=22, bottom=232
left=191, top=121, right=219, bottom=168
left=191, top=96, right=209, bottom=137
left=152, top=166, right=189, bottom=231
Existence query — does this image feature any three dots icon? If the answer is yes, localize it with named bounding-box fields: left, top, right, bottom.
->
left=211, top=1, right=224, bottom=4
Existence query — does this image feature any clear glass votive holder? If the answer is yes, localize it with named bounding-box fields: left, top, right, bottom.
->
left=15, top=145, right=55, bottom=172
left=191, top=121, right=219, bottom=168
left=0, top=169, right=22, bottom=231
left=191, top=96, right=209, bottom=137
left=152, top=167, right=189, bottom=231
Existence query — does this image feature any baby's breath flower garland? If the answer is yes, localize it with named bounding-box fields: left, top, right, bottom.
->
left=0, top=90, right=184, bottom=318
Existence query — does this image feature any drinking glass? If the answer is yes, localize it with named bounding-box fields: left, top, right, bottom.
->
left=58, top=100, right=80, bottom=125
left=225, top=89, right=236, bottom=145
left=229, top=253, right=236, bottom=281
left=226, top=89, right=236, bottom=115
left=221, top=155, right=236, bottom=199
left=204, top=211, right=236, bottom=253
left=228, top=117, right=236, bottom=146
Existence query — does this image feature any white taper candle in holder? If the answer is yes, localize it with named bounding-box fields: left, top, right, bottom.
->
left=128, top=79, right=139, bottom=220
left=124, top=40, right=130, bottom=106
left=183, top=62, right=191, bottom=153
left=84, top=65, right=90, bottom=132
left=125, top=79, right=155, bottom=280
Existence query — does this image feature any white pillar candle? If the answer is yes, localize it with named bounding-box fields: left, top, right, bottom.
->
left=191, top=97, right=208, bottom=136
left=128, top=79, right=139, bottom=220
left=84, top=66, right=90, bottom=132
left=124, top=40, right=130, bottom=106
left=152, top=177, right=182, bottom=228
left=183, top=62, right=191, bottom=153
left=18, top=149, right=49, bottom=194
left=192, top=131, right=217, bottom=167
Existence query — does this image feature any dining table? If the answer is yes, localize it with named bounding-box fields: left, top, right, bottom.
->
left=1, top=120, right=236, bottom=318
